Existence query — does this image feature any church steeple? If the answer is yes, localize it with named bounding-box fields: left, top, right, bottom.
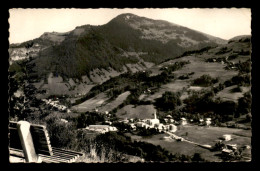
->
left=154, top=110, right=157, bottom=119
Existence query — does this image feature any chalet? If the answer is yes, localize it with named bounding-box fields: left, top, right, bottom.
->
left=180, top=118, right=187, bottom=125
left=199, top=119, right=204, bottom=126
left=205, top=118, right=212, bottom=126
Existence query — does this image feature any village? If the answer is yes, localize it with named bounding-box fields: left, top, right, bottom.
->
left=34, top=91, right=251, bottom=162
left=67, top=108, right=249, bottom=160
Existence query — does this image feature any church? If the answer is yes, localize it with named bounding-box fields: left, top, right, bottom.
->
left=147, top=110, right=160, bottom=127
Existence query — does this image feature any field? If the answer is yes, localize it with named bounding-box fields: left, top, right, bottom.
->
left=139, top=55, right=238, bottom=103
left=214, top=85, right=251, bottom=102
left=116, top=104, right=156, bottom=119
left=72, top=92, right=109, bottom=113
left=98, top=91, right=131, bottom=113
left=127, top=125, right=251, bottom=162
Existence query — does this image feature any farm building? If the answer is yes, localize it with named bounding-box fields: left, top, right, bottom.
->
left=86, top=125, right=117, bottom=134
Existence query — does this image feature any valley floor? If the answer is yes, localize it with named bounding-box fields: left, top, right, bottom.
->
left=125, top=124, right=251, bottom=162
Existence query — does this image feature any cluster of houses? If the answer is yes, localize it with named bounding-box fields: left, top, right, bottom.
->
left=218, top=134, right=250, bottom=158
left=83, top=108, right=213, bottom=135
left=42, top=99, right=71, bottom=113
left=206, top=56, right=237, bottom=70
left=199, top=118, right=212, bottom=126
left=116, top=110, right=213, bottom=134
left=119, top=110, right=179, bottom=133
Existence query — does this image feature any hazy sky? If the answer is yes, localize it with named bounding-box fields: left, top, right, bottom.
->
left=9, top=8, right=251, bottom=44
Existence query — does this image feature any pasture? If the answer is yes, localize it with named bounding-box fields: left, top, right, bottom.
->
left=127, top=125, right=251, bottom=161
left=72, top=92, right=109, bottom=113
left=98, top=91, right=131, bottom=112
left=116, top=104, right=156, bottom=119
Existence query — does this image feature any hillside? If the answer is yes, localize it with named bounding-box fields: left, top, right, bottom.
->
left=72, top=35, right=251, bottom=127
left=9, top=13, right=226, bottom=81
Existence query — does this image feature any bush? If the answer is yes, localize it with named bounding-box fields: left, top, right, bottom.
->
left=224, top=74, right=251, bottom=87
left=237, top=91, right=251, bottom=115
left=229, top=86, right=243, bottom=93
left=192, top=74, right=218, bottom=87
left=74, top=112, right=105, bottom=128
left=45, top=115, right=77, bottom=149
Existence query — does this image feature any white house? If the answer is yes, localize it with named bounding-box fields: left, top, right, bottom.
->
left=222, top=134, right=232, bottom=141
left=130, top=123, right=136, bottom=130
left=169, top=119, right=175, bottom=123
left=169, top=124, right=177, bottom=132
left=180, top=118, right=187, bottom=125
left=156, top=124, right=165, bottom=132
left=60, top=119, right=68, bottom=123
left=205, top=118, right=212, bottom=126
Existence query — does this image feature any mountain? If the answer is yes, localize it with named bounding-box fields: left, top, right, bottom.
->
left=9, top=13, right=228, bottom=86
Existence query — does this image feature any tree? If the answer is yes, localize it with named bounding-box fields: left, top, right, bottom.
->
left=191, top=153, right=205, bottom=162
left=154, top=91, right=182, bottom=111
left=237, top=91, right=252, bottom=115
